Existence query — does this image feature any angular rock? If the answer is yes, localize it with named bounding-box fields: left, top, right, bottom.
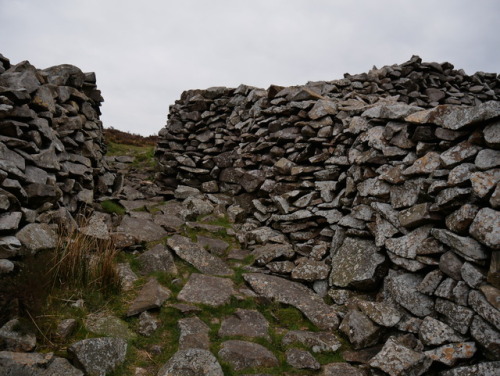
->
left=385, top=226, right=431, bottom=259
left=417, top=269, right=444, bottom=295
left=470, top=315, right=500, bottom=359
left=167, top=235, right=233, bottom=276
left=157, top=348, right=223, bottom=376
left=439, top=361, right=500, bottom=376
left=425, top=342, right=476, bottom=366
left=435, top=298, right=474, bottom=335
left=116, top=215, right=168, bottom=243
left=321, top=363, right=367, bottom=376
left=431, top=228, right=488, bottom=262
left=178, top=273, right=234, bottom=307
left=196, top=235, right=229, bottom=256
left=418, top=316, right=465, bottom=346
left=126, top=278, right=171, bottom=316
left=440, top=251, right=464, bottom=280
left=440, top=141, right=481, bottom=167
left=398, top=203, right=440, bottom=228
left=178, top=316, right=210, bottom=350
left=446, top=204, right=479, bottom=234
left=68, top=337, right=127, bottom=376
left=243, top=273, right=339, bottom=330
left=285, top=348, right=320, bottom=370
left=470, top=170, right=500, bottom=198
left=0, top=236, right=21, bottom=258
left=329, top=237, right=386, bottom=290
left=116, top=263, right=138, bottom=291
left=340, top=309, right=381, bottom=349
left=0, top=319, right=36, bottom=352
left=470, top=208, right=500, bottom=249
left=137, top=244, right=177, bottom=276
left=219, top=309, right=269, bottom=340
left=357, top=300, right=403, bottom=327
left=138, top=311, right=159, bottom=337
left=362, top=103, right=423, bottom=120
left=475, top=149, right=500, bottom=169
left=291, top=258, right=330, bottom=281
left=369, top=336, right=432, bottom=376
left=218, top=340, right=278, bottom=371
left=15, top=223, right=57, bottom=254
left=403, top=151, right=441, bottom=175
left=281, top=330, right=341, bottom=353
left=251, top=243, right=294, bottom=265
left=385, top=272, right=435, bottom=317
left=468, top=290, right=500, bottom=330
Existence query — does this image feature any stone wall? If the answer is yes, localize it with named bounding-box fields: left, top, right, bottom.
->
left=0, top=54, right=117, bottom=272
left=156, top=56, right=500, bottom=371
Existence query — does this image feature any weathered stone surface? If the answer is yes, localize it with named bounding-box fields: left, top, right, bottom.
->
left=178, top=273, right=234, bottom=307
left=398, top=203, right=440, bottom=228
left=369, top=336, right=432, bottom=376
left=157, top=348, right=223, bottom=376
left=480, top=285, right=500, bottom=310
left=357, top=300, right=402, bottom=327
left=468, top=290, right=500, bottom=330
left=320, top=362, right=367, bottom=376
left=425, top=342, right=476, bottom=366
left=362, top=103, right=423, bottom=120
left=446, top=204, right=479, bottom=234
left=167, top=235, right=233, bottom=276
left=385, top=226, right=430, bottom=259
left=476, top=149, right=500, bottom=169
left=0, top=212, right=22, bottom=232
left=418, top=269, right=444, bottom=295
left=385, top=272, right=435, bottom=317
left=471, top=170, right=500, bottom=198
left=439, top=361, right=500, bottom=376
left=418, top=316, right=465, bottom=346
left=470, top=315, right=500, bottom=359
left=440, top=141, right=481, bottom=167
left=138, top=243, right=177, bottom=275
left=403, top=151, right=441, bottom=175
left=461, top=262, right=486, bottom=288
left=178, top=316, right=210, bottom=350
left=340, top=309, right=381, bottom=350
left=405, top=101, right=500, bottom=130
left=285, top=348, right=320, bottom=370
left=440, top=251, right=464, bottom=281
left=116, top=262, right=138, bottom=291
left=116, top=215, right=168, bottom=243
left=68, top=337, right=127, bottom=376
left=470, top=208, right=500, bottom=249
left=219, top=309, right=269, bottom=340
left=282, top=330, right=341, bottom=353
left=329, top=237, right=386, bottom=290
left=218, top=340, right=278, bottom=371
left=85, top=313, right=135, bottom=339
left=127, top=278, right=171, bottom=316
left=0, top=351, right=84, bottom=376
left=15, top=223, right=57, bottom=254
left=435, top=298, right=474, bottom=335
left=138, top=311, right=159, bottom=337
left=251, top=243, right=294, bottom=265
left=196, top=235, right=229, bottom=256
left=0, top=236, right=21, bottom=258
left=431, top=228, right=488, bottom=262
left=0, top=319, right=36, bottom=352
left=244, top=273, right=338, bottom=329
left=291, top=258, right=330, bottom=281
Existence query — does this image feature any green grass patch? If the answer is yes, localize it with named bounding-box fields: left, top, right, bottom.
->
left=101, top=200, right=126, bottom=215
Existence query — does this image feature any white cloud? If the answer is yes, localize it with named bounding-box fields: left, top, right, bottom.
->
left=1, top=0, right=498, bottom=135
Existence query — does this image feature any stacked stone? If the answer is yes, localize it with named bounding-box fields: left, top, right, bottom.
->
left=0, top=54, right=117, bottom=272
left=157, top=57, right=500, bottom=374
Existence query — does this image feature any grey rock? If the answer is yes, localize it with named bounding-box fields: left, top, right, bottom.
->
left=440, top=141, right=481, bottom=167
left=167, top=235, right=233, bottom=276
left=0, top=319, right=36, bottom=352
left=0, top=259, right=14, bottom=274
left=470, top=315, right=500, bottom=359
left=0, top=351, right=84, bottom=376
left=219, top=309, right=269, bottom=340
left=470, top=169, right=500, bottom=198
left=252, top=243, right=294, bottom=265
left=470, top=208, right=500, bottom=249
left=0, top=236, right=21, bottom=258
left=435, top=298, right=474, bottom=335
left=85, top=313, right=135, bottom=339
left=403, top=151, right=441, bottom=175
left=417, top=269, right=444, bottom=295
left=480, top=285, right=500, bottom=310
left=468, top=290, right=500, bottom=330
left=78, top=213, right=109, bottom=240
left=291, top=258, right=330, bottom=281
left=174, top=185, right=201, bottom=199
left=308, top=99, right=338, bottom=120
left=357, top=300, right=402, bottom=327
left=439, top=361, right=500, bottom=376
left=68, top=337, right=127, bottom=376
left=440, top=251, right=464, bottom=280
left=116, top=263, right=138, bottom=291
left=385, top=272, right=435, bottom=317
left=282, top=330, right=341, bottom=353
left=138, top=311, right=159, bottom=337
left=446, top=204, right=479, bottom=234
left=285, top=348, right=320, bottom=370
left=116, top=216, right=168, bottom=243
left=157, top=348, right=223, bottom=376
left=178, top=273, right=235, bottom=307
left=484, top=120, right=500, bottom=148
left=475, top=149, right=500, bottom=169
left=0, top=212, right=22, bottom=232
left=385, top=226, right=431, bottom=259
left=197, top=235, right=229, bottom=256
left=435, top=187, right=472, bottom=209
left=218, top=340, right=278, bottom=371
left=178, top=316, right=210, bottom=350
left=321, top=363, right=367, bottom=376
left=405, top=101, right=500, bottom=130
left=153, top=213, right=184, bottom=232
left=329, top=237, right=386, bottom=290
left=362, top=103, right=423, bottom=120
left=138, top=244, right=177, bottom=275
left=339, top=309, right=381, bottom=349
left=369, top=336, right=432, bottom=376
left=126, top=278, right=171, bottom=316
left=266, top=260, right=294, bottom=274
left=243, top=273, right=339, bottom=330
left=431, top=228, right=488, bottom=262
left=461, top=262, right=485, bottom=288
left=425, top=342, right=476, bottom=366
left=418, top=316, right=465, bottom=346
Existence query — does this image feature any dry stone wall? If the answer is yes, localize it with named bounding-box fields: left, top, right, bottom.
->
left=0, top=54, right=117, bottom=272
left=157, top=56, right=500, bottom=373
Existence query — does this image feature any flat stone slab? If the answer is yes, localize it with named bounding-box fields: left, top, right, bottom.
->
left=285, top=348, right=320, bottom=370
left=167, top=235, right=233, bottom=276
left=178, top=316, right=210, bottom=350
left=116, top=215, right=168, bottom=243
left=178, top=273, right=235, bottom=307
left=219, top=309, right=270, bottom=340
left=68, top=337, right=127, bottom=376
left=137, top=243, right=177, bottom=275
left=243, top=273, right=339, bottom=330
left=321, top=363, right=368, bottom=376
left=218, top=340, right=278, bottom=371
left=16, top=223, right=57, bottom=254
left=157, top=348, right=223, bottom=376
left=282, top=330, right=341, bottom=353
left=126, top=278, right=171, bottom=316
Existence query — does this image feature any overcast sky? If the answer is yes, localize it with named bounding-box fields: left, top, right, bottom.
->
left=1, top=0, right=499, bottom=136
